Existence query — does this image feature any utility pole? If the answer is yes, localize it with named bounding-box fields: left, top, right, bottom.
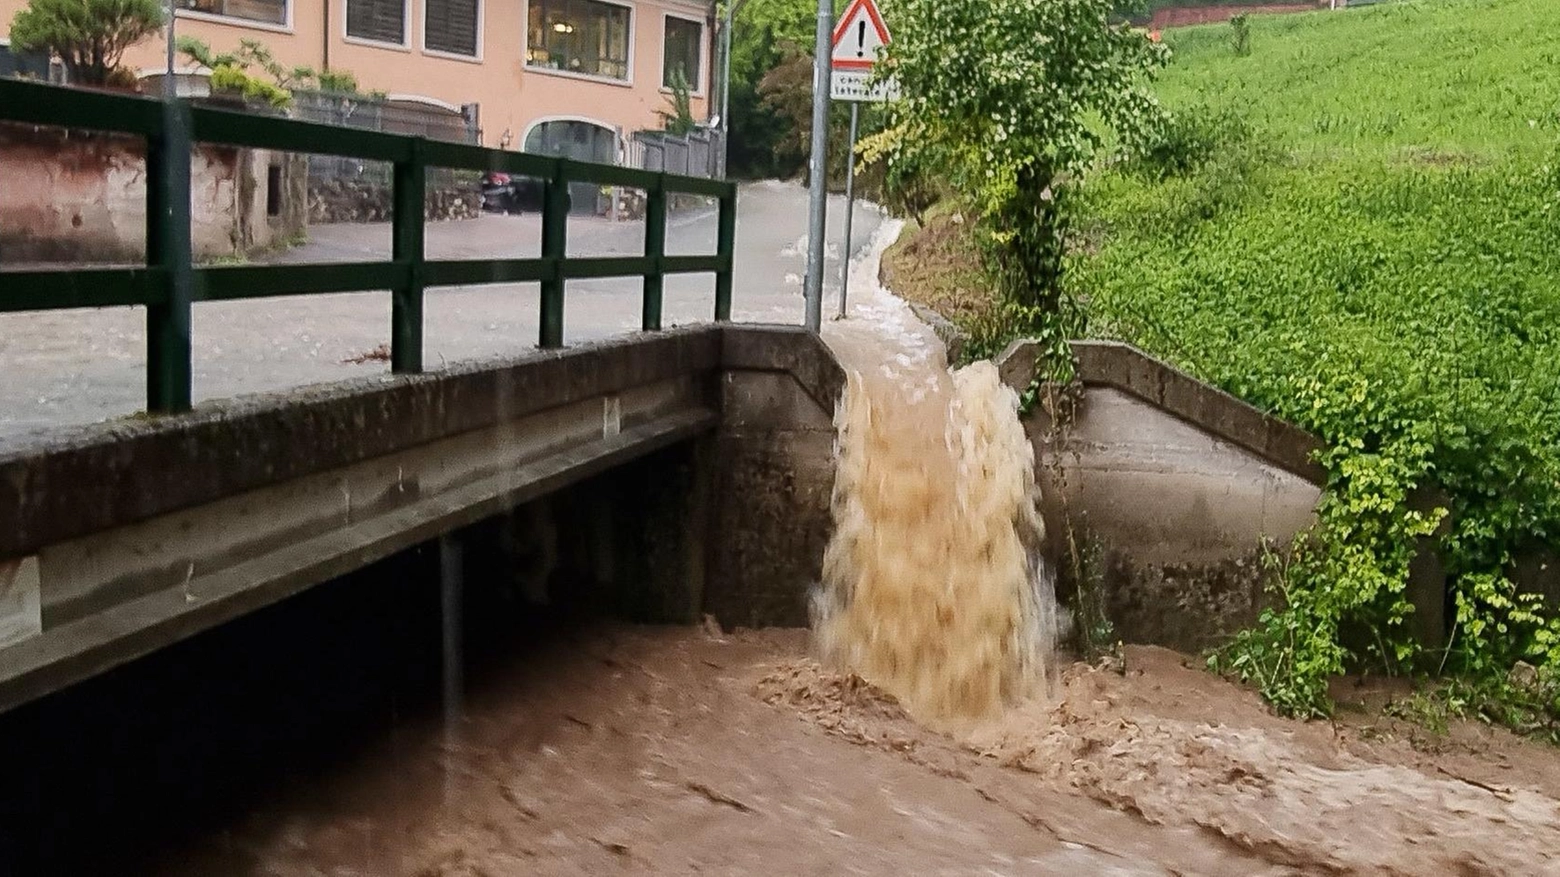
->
left=716, top=0, right=748, bottom=178
left=803, top=0, right=833, bottom=333
left=164, top=0, right=176, bottom=99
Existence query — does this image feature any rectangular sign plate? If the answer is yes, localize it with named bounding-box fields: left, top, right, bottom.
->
left=831, top=70, right=899, bottom=103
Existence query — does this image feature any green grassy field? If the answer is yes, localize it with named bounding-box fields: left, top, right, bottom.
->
left=1072, top=0, right=1560, bottom=711
left=1152, top=0, right=1560, bottom=158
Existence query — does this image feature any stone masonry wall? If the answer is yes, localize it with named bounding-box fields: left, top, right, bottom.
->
left=0, top=124, right=307, bottom=263
left=307, top=179, right=480, bottom=224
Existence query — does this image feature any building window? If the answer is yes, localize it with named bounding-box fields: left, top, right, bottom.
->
left=181, top=0, right=287, bottom=26
left=526, top=0, right=631, bottom=82
left=425, top=0, right=480, bottom=56
left=346, top=0, right=406, bottom=45
left=662, top=16, right=700, bottom=91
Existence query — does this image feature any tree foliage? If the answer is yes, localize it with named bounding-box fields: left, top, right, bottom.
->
left=870, top=0, right=1167, bottom=372
left=724, top=0, right=818, bottom=177
left=9, top=0, right=162, bottom=86
left=755, top=41, right=815, bottom=173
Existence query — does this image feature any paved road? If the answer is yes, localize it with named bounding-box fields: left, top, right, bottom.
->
left=0, top=181, right=885, bottom=442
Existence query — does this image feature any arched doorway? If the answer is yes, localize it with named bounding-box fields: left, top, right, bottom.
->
left=525, top=119, right=619, bottom=215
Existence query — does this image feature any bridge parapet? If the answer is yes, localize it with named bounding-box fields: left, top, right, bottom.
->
left=0, top=77, right=737, bottom=412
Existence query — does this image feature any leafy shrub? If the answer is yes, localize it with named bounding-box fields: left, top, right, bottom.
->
left=179, top=37, right=369, bottom=109
left=1131, top=104, right=1257, bottom=180
left=207, top=63, right=289, bottom=107
left=659, top=69, right=696, bottom=137
left=315, top=69, right=359, bottom=95
left=876, top=0, right=1168, bottom=378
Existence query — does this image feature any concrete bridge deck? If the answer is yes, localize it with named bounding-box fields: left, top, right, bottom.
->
left=0, top=324, right=843, bottom=714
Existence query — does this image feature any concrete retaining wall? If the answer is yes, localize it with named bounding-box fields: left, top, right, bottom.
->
left=1, top=318, right=1391, bottom=702
left=999, top=339, right=1326, bottom=653
left=706, top=328, right=844, bottom=629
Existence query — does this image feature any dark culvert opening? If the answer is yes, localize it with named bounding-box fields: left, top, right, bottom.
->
left=0, top=443, right=705, bottom=874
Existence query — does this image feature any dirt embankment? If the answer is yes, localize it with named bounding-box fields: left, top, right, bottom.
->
left=878, top=209, right=998, bottom=337
left=1149, top=4, right=1323, bottom=29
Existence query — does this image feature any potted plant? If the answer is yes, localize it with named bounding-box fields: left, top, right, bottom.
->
left=8, top=0, right=163, bottom=90
left=176, top=37, right=293, bottom=110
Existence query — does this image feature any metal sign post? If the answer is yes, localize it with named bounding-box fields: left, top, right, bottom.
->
left=838, top=102, right=858, bottom=318
left=828, top=0, right=897, bottom=320
left=803, top=0, right=834, bottom=333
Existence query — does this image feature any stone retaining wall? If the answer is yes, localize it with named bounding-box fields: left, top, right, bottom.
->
left=307, top=179, right=481, bottom=224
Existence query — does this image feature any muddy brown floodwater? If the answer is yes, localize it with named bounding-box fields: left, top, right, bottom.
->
left=140, top=223, right=1560, bottom=875
left=144, top=622, right=1560, bottom=876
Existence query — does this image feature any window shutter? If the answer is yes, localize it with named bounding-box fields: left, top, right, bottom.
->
left=426, top=0, right=479, bottom=56
left=347, top=0, right=406, bottom=44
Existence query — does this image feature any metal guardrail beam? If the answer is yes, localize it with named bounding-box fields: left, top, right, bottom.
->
left=0, top=78, right=738, bottom=413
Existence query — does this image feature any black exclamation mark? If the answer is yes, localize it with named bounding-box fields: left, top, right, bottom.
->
left=857, top=21, right=867, bottom=57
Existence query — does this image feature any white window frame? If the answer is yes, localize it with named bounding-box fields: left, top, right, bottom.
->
left=343, top=0, right=414, bottom=51
left=521, top=0, right=636, bottom=88
left=421, top=0, right=485, bottom=62
left=174, top=0, right=295, bottom=35
left=658, top=10, right=704, bottom=97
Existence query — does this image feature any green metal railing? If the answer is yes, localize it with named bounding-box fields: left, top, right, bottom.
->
left=0, top=78, right=738, bottom=414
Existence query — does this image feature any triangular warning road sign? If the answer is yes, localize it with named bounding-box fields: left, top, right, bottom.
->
left=831, top=0, right=891, bottom=71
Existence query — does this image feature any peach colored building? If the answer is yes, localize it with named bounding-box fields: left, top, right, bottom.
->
left=0, top=0, right=713, bottom=158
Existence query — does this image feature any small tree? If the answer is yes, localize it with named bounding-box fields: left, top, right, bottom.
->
left=755, top=42, right=813, bottom=170
left=1230, top=13, right=1252, bottom=57
left=9, top=0, right=163, bottom=87
left=659, top=68, right=697, bottom=136
left=871, top=0, right=1168, bottom=368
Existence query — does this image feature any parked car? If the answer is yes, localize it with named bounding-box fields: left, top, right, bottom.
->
left=479, top=172, right=543, bottom=214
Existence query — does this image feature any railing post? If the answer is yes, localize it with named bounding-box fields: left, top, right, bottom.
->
left=714, top=184, right=737, bottom=322
left=391, top=138, right=426, bottom=373
left=539, top=160, right=570, bottom=348
left=145, top=99, right=194, bottom=413
left=642, top=175, right=667, bottom=331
